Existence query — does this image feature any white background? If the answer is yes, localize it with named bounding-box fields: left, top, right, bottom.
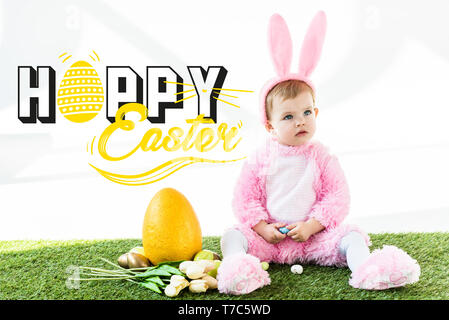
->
left=0, top=0, right=448, bottom=240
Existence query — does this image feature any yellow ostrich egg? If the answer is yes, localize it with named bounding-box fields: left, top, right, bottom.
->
left=57, top=60, right=104, bottom=123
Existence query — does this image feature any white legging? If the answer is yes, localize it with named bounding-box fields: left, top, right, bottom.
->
left=220, top=229, right=370, bottom=273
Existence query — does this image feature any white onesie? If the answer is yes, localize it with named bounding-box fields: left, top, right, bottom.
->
left=265, top=153, right=317, bottom=224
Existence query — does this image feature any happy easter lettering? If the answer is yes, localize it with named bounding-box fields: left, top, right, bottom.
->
left=17, top=63, right=248, bottom=185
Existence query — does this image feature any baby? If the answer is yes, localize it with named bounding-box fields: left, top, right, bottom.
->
left=216, top=12, right=420, bottom=295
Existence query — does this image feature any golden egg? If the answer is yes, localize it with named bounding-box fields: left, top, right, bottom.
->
left=57, top=60, right=104, bottom=123
left=142, top=188, right=202, bottom=265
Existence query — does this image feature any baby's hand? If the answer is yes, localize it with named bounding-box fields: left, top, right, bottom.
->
left=254, top=221, right=287, bottom=244
left=286, top=221, right=311, bottom=242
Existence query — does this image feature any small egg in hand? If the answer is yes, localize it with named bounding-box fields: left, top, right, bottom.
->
left=291, top=264, right=303, bottom=274
left=279, top=227, right=290, bottom=234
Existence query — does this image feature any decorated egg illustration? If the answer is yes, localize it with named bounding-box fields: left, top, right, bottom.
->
left=57, top=60, right=104, bottom=123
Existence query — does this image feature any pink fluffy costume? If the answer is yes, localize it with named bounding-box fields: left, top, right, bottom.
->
left=216, top=11, right=420, bottom=295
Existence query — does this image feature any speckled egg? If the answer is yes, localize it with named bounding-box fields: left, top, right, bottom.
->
left=57, top=60, right=104, bottom=123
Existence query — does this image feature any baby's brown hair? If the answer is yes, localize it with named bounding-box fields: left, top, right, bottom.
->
left=265, top=80, right=315, bottom=121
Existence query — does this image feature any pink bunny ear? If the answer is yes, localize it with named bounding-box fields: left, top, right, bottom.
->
left=268, top=14, right=292, bottom=76
left=298, top=11, right=327, bottom=78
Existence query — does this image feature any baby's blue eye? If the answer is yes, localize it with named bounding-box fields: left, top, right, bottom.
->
left=304, top=110, right=312, bottom=116
left=283, top=115, right=293, bottom=120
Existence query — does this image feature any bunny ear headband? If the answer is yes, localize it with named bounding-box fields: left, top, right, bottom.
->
left=260, top=11, right=327, bottom=125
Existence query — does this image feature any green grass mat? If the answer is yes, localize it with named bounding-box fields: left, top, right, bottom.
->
left=1, top=233, right=448, bottom=300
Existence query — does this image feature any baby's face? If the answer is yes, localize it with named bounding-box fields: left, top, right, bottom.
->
left=265, top=91, right=318, bottom=146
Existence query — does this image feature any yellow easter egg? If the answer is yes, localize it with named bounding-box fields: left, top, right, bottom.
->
left=142, top=188, right=202, bottom=265
left=57, top=60, right=104, bottom=123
